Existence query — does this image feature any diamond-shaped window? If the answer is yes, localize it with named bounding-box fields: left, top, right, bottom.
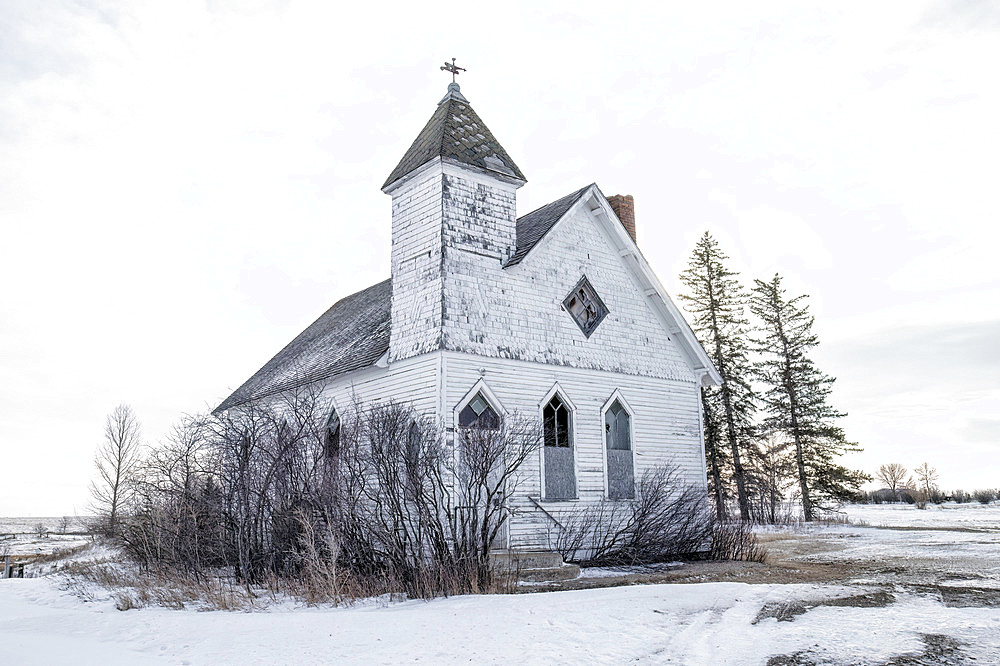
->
left=563, top=276, right=608, bottom=338
left=458, top=392, right=500, bottom=429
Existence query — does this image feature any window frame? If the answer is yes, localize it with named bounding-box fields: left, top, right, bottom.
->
left=562, top=275, right=610, bottom=338
left=600, top=390, right=637, bottom=501
left=538, top=383, right=580, bottom=501
left=323, top=402, right=342, bottom=461
left=453, top=379, right=506, bottom=432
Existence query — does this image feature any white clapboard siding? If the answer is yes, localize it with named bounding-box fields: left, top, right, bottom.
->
left=319, top=352, right=441, bottom=419
left=441, top=180, right=694, bottom=385
left=442, top=351, right=704, bottom=550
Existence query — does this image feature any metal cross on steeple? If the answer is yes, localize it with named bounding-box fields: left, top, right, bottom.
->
left=440, top=58, right=466, bottom=83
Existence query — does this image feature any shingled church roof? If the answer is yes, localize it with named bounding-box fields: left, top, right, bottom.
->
left=213, top=183, right=602, bottom=412
left=507, top=184, right=594, bottom=266
left=382, top=83, right=526, bottom=190
left=214, top=279, right=392, bottom=413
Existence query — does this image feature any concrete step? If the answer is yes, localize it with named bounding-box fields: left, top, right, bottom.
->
left=517, top=563, right=582, bottom=582
left=490, top=550, right=564, bottom=571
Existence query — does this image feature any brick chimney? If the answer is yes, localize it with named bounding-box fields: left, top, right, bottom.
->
left=607, top=194, right=636, bottom=243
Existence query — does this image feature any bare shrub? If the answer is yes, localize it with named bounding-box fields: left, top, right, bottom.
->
left=106, top=392, right=540, bottom=603
left=58, top=516, right=72, bottom=534
left=710, top=520, right=766, bottom=563
left=746, top=434, right=796, bottom=524
left=333, top=401, right=540, bottom=598
left=973, top=489, right=996, bottom=504
left=554, top=465, right=716, bottom=566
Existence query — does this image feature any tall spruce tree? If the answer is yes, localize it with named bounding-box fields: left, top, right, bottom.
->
left=700, top=386, right=730, bottom=520
left=680, top=232, right=756, bottom=521
left=749, top=274, right=868, bottom=521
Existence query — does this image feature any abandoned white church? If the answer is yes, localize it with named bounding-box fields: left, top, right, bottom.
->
left=216, top=80, right=721, bottom=551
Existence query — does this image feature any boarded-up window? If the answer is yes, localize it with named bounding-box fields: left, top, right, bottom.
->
left=543, top=394, right=576, bottom=499
left=605, top=399, right=634, bottom=499
left=458, top=391, right=500, bottom=429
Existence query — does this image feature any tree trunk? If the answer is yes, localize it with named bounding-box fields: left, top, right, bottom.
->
left=702, top=388, right=727, bottom=521
left=720, top=380, right=750, bottom=521
left=777, top=308, right=812, bottom=522
left=792, top=425, right=812, bottom=522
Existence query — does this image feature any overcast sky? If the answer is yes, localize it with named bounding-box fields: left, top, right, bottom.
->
left=2, top=1, right=997, bottom=516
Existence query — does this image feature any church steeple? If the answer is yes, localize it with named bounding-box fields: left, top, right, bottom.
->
left=383, top=77, right=525, bottom=363
left=382, top=82, right=526, bottom=192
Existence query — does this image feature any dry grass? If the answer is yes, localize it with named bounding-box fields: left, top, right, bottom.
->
left=56, top=542, right=518, bottom=611
left=60, top=559, right=259, bottom=611
left=22, top=543, right=92, bottom=566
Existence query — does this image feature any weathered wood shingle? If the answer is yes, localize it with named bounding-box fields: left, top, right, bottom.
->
left=506, top=184, right=593, bottom=266
left=214, top=279, right=392, bottom=412
left=383, top=85, right=526, bottom=190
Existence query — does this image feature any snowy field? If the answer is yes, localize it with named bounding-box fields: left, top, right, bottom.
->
left=843, top=501, right=1000, bottom=530
left=0, top=516, right=93, bottom=556
left=1, top=504, right=999, bottom=665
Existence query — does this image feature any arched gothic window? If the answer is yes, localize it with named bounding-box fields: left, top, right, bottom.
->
left=405, top=421, right=422, bottom=469
left=324, top=408, right=341, bottom=459
left=543, top=393, right=576, bottom=499
left=458, top=391, right=500, bottom=429
left=604, top=398, right=634, bottom=499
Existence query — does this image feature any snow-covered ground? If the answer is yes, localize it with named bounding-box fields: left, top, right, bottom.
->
left=1, top=517, right=93, bottom=556
left=842, top=501, right=1000, bottom=530
left=2, top=504, right=999, bottom=665
left=2, top=576, right=998, bottom=665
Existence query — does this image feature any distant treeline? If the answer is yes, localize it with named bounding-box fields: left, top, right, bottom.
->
left=862, top=488, right=999, bottom=505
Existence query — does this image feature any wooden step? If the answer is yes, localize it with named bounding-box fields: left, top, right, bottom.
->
left=517, top=563, right=582, bottom=582
left=490, top=550, right=564, bottom=570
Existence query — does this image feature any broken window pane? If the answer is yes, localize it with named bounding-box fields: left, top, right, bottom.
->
left=562, top=276, right=609, bottom=338
left=605, top=399, right=634, bottom=499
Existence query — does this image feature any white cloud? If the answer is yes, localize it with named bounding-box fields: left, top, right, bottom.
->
left=2, top=0, right=999, bottom=513
left=736, top=206, right=834, bottom=271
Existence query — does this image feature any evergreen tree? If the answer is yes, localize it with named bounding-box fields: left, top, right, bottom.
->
left=749, top=274, right=868, bottom=521
left=700, top=386, right=730, bottom=520
left=680, top=232, right=756, bottom=521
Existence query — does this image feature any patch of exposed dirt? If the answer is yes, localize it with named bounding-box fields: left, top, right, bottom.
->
left=908, top=583, right=1000, bottom=608
left=766, top=653, right=815, bottom=666
left=523, top=525, right=1000, bottom=610
left=766, top=633, right=966, bottom=666
left=884, top=633, right=965, bottom=665
left=518, top=558, right=847, bottom=593
left=753, top=590, right=896, bottom=624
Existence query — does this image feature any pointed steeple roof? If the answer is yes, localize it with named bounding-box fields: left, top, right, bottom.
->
left=382, top=83, right=526, bottom=190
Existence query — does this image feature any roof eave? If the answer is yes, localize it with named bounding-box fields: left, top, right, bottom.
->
left=524, top=185, right=722, bottom=384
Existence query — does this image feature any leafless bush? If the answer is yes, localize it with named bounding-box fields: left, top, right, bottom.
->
left=973, top=489, right=996, bottom=504
left=105, top=392, right=539, bottom=602
left=710, top=520, right=766, bottom=563
left=333, top=401, right=540, bottom=597
left=554, top=465, right=717, bottom=566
